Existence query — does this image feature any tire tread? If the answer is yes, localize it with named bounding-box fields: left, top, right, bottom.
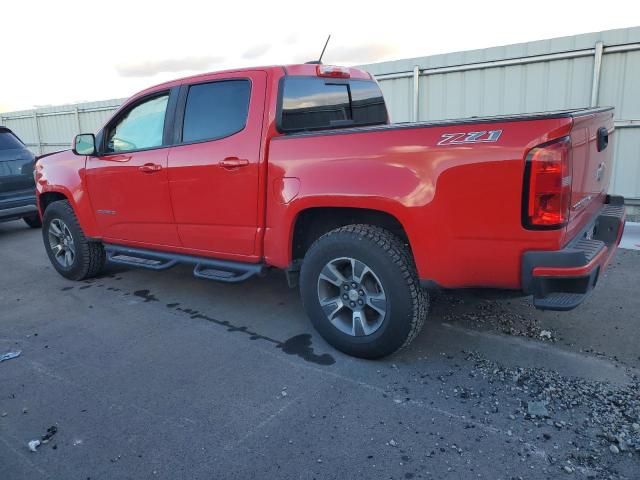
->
left=43, top=200, right=105, bottom=280
left=308, top=224, right=428, bottom=355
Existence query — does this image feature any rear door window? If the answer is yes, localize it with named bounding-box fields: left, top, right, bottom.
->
left=279, top=77, right=387, bottom=132
left=182, top=80, right=251, bottom=143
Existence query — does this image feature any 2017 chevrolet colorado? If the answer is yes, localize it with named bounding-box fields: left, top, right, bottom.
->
left=34, top=63, right=626, bottom=358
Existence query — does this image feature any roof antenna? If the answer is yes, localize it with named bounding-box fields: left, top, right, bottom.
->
left=318, top=34, right=331, bottom=63
left=305, top=35, right=331, bottom=64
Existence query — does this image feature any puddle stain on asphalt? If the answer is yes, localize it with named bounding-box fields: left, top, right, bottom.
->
left=61, top=283, right=336, bottom=366
left=278, top=334, right=336, bottom=366
left=170, top=304, right=335, bottom=365
left=175, top=306, right=281, bottom=345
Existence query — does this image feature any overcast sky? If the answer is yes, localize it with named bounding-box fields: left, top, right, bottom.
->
left=1, top=0, right=638, bottom=113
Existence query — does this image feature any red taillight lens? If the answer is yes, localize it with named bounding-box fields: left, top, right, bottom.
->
left=523, top=137, right=572, bottom=229
left=316, top=65, right=351, bottom=78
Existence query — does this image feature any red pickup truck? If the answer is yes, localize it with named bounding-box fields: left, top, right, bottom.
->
left=35, top=63, right=625, bottom=358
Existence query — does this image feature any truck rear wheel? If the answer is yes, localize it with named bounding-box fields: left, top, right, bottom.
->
left=299, top=225, right=428, bottom=359
left=42, top=200, right=106, bottom=281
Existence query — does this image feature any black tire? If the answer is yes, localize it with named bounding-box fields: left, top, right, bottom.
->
left=42, top=200, right=106, bottom=281
left=299, top=224, right=428, bottom=359
left=23, top=214, right=42, bottom=229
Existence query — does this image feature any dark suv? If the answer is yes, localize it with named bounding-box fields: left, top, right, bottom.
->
left=0, top=127, right=41, bottom=228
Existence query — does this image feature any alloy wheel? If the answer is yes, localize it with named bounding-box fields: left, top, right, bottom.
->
left=48, top=218, right=76, bottom=268
left=317, top=257, right=387, bottom=336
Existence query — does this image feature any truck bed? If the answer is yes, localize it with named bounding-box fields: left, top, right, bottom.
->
left=281, top=107, right=614, bottom=137
left=266, top=107, right=616, bottom=290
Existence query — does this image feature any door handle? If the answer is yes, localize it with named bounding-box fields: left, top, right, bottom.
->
left=219, top=157, right=249, bottom=169
left=139, top=163, right=162, bottom=173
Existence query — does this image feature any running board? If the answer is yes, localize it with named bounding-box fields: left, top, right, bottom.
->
left=104, top=244, right=265, bottom=283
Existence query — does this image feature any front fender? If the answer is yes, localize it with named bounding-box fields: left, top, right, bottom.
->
left=35, top=151, right=100, bottom=238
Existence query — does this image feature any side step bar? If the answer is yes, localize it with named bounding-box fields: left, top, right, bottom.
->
left=104, top=244, right=265, bottom=283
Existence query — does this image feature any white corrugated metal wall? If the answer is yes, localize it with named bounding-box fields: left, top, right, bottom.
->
left=0, top=99, right=124, bottom=155
left=359, top=27, right=640, bottom=201
left=1, top=27, right=638, bottom=200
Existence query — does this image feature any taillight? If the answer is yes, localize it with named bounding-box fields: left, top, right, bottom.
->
left=316, top=65, right=350, bottom=78
left=523, top=136, right=572, bottom=229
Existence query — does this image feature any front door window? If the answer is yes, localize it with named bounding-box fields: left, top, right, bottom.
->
left=106, top=94, right=169, bottom=153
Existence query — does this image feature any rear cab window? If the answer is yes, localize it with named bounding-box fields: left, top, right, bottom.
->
left=278, top=77, right=387, bottom=133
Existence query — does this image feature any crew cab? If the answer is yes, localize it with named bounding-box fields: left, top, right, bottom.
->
left=34, top=63, right=625, bottom=358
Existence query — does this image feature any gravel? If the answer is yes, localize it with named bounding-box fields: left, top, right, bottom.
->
left=464, top=350, right=640, bottom=476
left=527, top=400, right=550, bottom=418
left=436, top=292, right=545, bottom=339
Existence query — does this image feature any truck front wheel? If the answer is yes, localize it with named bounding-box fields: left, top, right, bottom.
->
left=299, top=225, right=428, bottom=359
left=42, top=200, right=106, bottom=281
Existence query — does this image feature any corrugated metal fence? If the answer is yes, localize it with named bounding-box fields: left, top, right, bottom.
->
left=1, top=27, right=638, bottom=200
left=0, top=99, right=124, bottom=155
left=360, top=27, right=640, bottom=202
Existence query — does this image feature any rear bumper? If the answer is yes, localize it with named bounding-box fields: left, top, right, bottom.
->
left=521, top=195, right=626, bottom=311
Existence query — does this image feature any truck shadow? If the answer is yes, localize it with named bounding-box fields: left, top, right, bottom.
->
left=0, top=219, right=40, bottom=238
left=86, top=262, right=543, bottom=360
left=68, top=251, right=638, bottom=372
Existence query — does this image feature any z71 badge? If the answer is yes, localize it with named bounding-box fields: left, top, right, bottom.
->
left=437, top=130, right=502, bottom=146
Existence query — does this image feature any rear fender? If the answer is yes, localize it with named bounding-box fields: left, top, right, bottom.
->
left=264, top=194, right=416, bottom=270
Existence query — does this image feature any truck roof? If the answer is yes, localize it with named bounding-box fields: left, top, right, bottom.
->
left=132, top=64, right=372, bottom=100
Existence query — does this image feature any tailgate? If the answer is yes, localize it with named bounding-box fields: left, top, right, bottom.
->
left=565, top=108, right=615, bottom=241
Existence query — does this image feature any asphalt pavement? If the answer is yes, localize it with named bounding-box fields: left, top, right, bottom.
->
left=1, top=220, right=639, bottom=479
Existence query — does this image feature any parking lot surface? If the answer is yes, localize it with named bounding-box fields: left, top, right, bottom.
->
left=1, top=220, right=639, bottom=479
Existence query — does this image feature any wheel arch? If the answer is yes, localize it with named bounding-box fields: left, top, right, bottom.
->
left=265, top=202, right=418, bottom=286
left=38, top=186, right=100, bottom=239
left=290, top=206, right=412, bottom=263
left=38, top=191, right=69, bottom=216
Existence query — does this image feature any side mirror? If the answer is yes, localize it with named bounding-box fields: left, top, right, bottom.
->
left=73, top=134, right=96, bottom=156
